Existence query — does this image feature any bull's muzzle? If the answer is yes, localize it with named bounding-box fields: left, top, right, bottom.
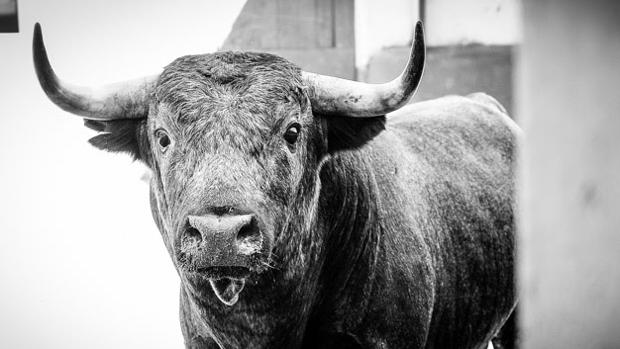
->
left=181, top=213, right=263, bottom=273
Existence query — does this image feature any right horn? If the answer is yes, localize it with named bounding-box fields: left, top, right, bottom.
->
left=32, top=23, right=158, bottom=121
left=303, top=21, right=425, bottom=117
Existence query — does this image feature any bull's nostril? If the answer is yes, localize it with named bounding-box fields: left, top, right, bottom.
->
left=237, top=218, right=259, bottom=240
left=185, top=226, right=202, bottom=243
left=236, top=218, right=262, bottom=255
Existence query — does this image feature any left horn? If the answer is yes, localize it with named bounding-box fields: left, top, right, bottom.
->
left=303, top=21, right=425, bottom=117
left=32, top=23, right=158, bottom=120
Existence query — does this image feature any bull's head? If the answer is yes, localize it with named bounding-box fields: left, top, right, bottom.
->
left=33, top=23, right=424, bottom=306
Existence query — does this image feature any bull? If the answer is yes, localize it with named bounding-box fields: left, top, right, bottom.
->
left=33, top=21, right=519, bottom=349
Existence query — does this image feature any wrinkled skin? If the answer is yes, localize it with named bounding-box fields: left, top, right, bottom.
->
left=85, top=52, right=519, bottom=349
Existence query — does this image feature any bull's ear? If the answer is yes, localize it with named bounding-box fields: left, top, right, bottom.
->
left=83, top=119, right=150, bottom=162
left=325, top=115, right=386, bottom=153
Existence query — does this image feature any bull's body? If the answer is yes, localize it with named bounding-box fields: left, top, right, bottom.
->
left=178, top=94, right=518, bottom=349
left=33, top=22, right=518, bottom=349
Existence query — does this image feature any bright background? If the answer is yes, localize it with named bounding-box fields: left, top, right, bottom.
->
left=0, top=1, right=245, bottom=348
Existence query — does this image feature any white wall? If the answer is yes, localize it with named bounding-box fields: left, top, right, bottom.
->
left=0, top=1, right=245, bottom=348
left=355, top=0, right=419, bottom=69
left=425, top=0, right=521, bottom=46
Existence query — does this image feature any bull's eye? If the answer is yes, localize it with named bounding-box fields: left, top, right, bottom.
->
left=155, top=129, right=171, bottom=152
left=284, top=123, right=301, bottom=145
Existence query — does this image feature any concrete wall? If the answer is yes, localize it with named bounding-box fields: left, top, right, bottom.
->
left=355, top=0, right=520, bottom=68
left=222, top=0, right=355, bottom=79
left=519, top=1, right=620, bottom=348
left=362, top=44, right=513, bottom=113
left=359, top=0, right=518, bottom=115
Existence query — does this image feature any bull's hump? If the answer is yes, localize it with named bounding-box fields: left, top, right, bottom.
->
left=387, top=95, right=518, bottom=149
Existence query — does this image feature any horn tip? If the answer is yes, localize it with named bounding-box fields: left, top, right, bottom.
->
left=33, top=23, right=42, bottom=42
left=33, top=22, right=44, bottom=54
left=32, top=21, right=49, bottom=70
left=414, top=21, right=424, bottom=39
left=32, top=20, right=62, bottom=107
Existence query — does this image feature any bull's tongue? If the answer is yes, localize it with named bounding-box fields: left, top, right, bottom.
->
left=209, top=278, right=246, bottom=306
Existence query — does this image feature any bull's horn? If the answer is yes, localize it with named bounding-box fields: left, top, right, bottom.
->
left=32, top=23, right=157, bottom=120
left=303, top=21, right=425, bottom=117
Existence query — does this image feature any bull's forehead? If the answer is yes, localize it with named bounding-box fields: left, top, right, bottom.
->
left=150, top=52, right=309, bottom=152
left=154, top=51, right=307, bottom=122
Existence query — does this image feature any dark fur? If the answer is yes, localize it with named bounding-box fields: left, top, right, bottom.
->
left=84, top=52, right=518, bottom=349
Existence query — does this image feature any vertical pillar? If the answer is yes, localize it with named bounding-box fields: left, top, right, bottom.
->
left=519, top=1, right=620, bottom=348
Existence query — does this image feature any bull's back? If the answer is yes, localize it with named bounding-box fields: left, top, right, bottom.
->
left=377, top=94, right=519, bottom=348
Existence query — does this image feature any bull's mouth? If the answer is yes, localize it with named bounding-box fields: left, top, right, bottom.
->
left=177, top=245, right=272, bottom=306
left=194, top=266, right=251, bottom=279
left=208, top=277, right=246, bottom=306
left=186, top=266, right=250, bottom=306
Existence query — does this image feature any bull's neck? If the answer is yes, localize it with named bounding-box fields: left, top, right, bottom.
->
left=314, top=150, right=383, bottom=310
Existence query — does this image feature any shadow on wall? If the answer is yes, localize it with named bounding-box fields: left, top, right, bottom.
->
left=361, top=44, right=514, bottom=115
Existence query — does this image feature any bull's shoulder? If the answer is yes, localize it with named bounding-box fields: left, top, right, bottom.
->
left=368, top=93, right=519, bottom=228
left=384, top=94, right=520, bottom=168
left=388, top=93, right=518, bottom=136
left=466, top=92, right=508, bottom=115
left=322, top=93, right=520, bottom=218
